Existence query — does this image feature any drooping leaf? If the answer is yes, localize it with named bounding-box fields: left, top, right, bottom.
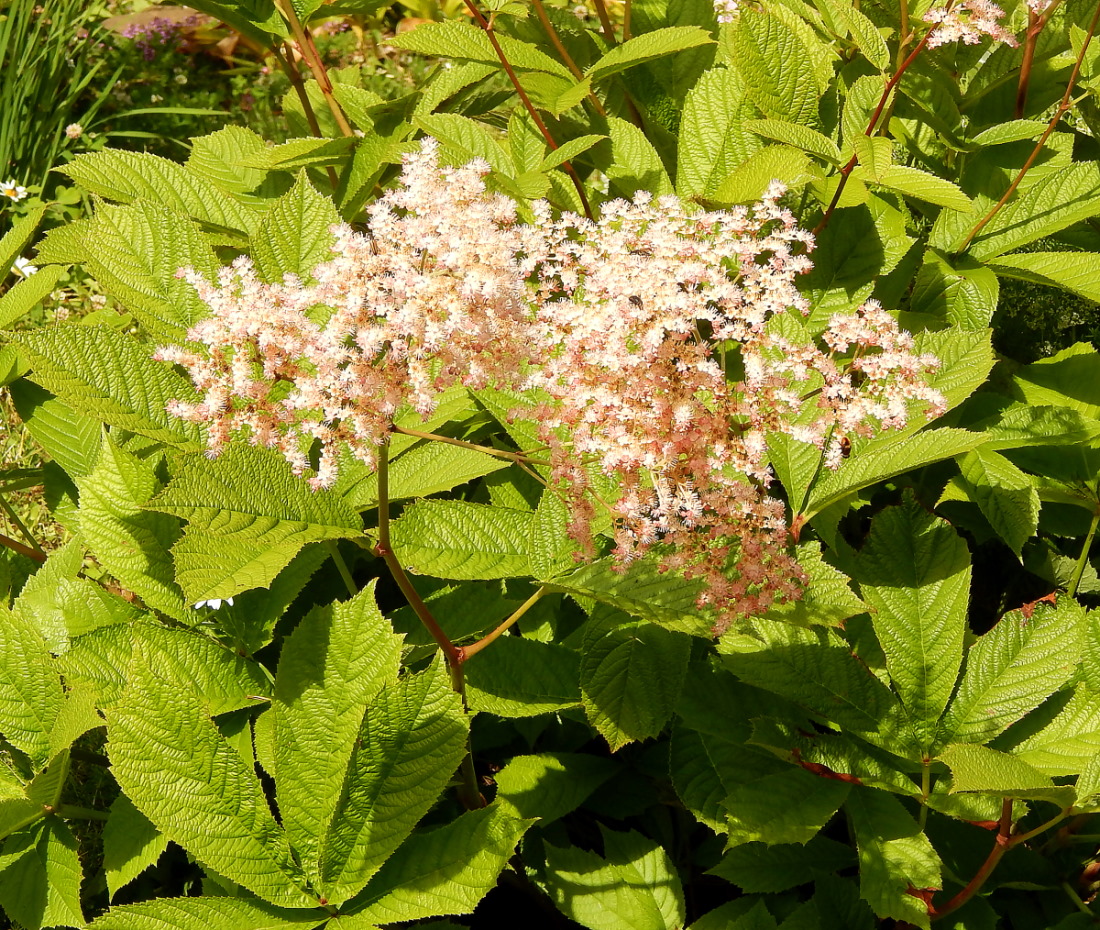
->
left=0, top=265, right=65, bottom=331
left=938, top=744, right=1075, bottom=807
left=586, top=26, right=714, bottom=82
left=236, top=137, right=356, bottom=172
left=103, top=793, right=169, bottom=901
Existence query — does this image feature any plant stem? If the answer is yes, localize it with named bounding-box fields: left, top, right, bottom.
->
left=0, top=530, right=44, bottom=562
left=272, top=42, right=340, bottom=189
left=918, top=758, right=932, bottom=829
left=373, top=441, right=484, bottom=810
left=0, top=494, right=43, bottom=555
left=1016, top=9, right=1041, bottom=118
left=393, top=425, right=552, bottom=467
left=958, top=0, right=1100, bottom=253
left=55, top=804, right=109, bottom=822
left=460, top=586, right=547, bottom=661
left=276, top=0, right=355, bottom=139
left=1069, top=507, right=1100, bottom=598
left=623, top=0, right=633, bottom=41
left=590, top=0, right=617, bottom=44
left=325, top=540, right=358, bottom=598
left=461, top=0, right=594, bottom=220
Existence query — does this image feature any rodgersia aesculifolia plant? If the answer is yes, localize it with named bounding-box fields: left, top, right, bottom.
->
left=1, top=0, right=1100, bottom=927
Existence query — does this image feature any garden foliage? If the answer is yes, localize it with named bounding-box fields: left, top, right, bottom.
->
left=0, top=0, right=1099, bottom=927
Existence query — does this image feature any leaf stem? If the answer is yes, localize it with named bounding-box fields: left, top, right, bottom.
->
left=459, top=586, right=547, bottom=662
left=1069, top=506, right=1100, bottom=598
left=271, top=42, right=340, bottom=190
left=461, top=0, right=594, bottom=220
left=0, top=493, right=44, bottom=555
left=0, top=530, right=45, bottom=563
left=590, top=0, right=618, bottom=45
left=325, top=540, right=358, bottom=598
left=531, top=0, right=606, bottom=117
left=957, top=0, right=1100, bottom=253
left=919, top=757, right=932, bottom=829
left=393, top=425, right=552, bottom=466
left=276, top=0, right=355, bottom=139
left=55, top=804, right=109, bottom=822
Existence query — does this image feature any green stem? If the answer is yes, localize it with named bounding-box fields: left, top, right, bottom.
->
left=1068, top=506, right=1099, bottom=598
left=1063, top=881, right=1095, bottom=915
left=393, top=425, right=552, bottom=467
left=0, top=493, right=43, bottom=555
left=918, top=758, right=932, bottom=830
left=54, top=804, right=109, bottom=822
left=958, top=0, right=1100, bottom=253
left=325, top=540, right=358, bottom=598
left=460, top=587, right=547, bottom=662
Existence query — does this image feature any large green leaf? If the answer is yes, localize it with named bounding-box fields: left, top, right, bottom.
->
left=676, top=67, right=760, bottom=199
left=1010, top=342, right=1100, bottom=421
left=0, top=819, right=84, bottom=930
left=8, top=381, right=100, bottom=479
left=0, top=206, right=47, bottom=278
left=544, top=828, right=685, bottom=930
left=586, top=26, right=713, bottom=82
left=908, top=252, right=1000, bottom=330
left=272, top=583, right=402, bottom=887
left=580, top=609, right=691, bottom=750
left=1011, top=687, right=1100, bottom=777
left=343, top=805, right=531, bottom=924
left=390, top=21, right=572, bottom=78
left=464, top=636, right=581, bottom=717
left=0, top=607, right=63, bottom=767
left=77, top=432, right=187, bottom=620
left=103, top=794, right=169, bottom=901
left=186, top=125, right=286, bottom=210
left=250, top=173, right=340, bottom=283
left=847, top=789, right=940, bottom=929
left=939, top=598, right=1084, bottom=746
left=990, top=251, right=1100, bottom=303
left=606, top=115, right=675, bottom=198
left=732, top=9, right=819, bottom=125
left=855, top=498, right=970, bottom=747
left=971, top=402, right=1100, bottom=450
left=725, top=767, right=850, bottom=847
left=16, top=325, right=203, bottom=448
left=938, top=744, right=1075, bottom=807
left=57, top=150, right=259, bottom=234
left=86, top=898, right=325, bottom=930
left=709, top=836, right=855, bottom=892
left=388, top=500, right=531, bottom=580
left=0, top=265, right=65, bottom=331
left=107, top=644, right=317, bottom=908
left=954, top=447, right=1040, bottom=557
left=493, top=752, right=618, bottom=824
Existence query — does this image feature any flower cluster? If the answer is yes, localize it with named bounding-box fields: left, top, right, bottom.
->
left=162, top=140, right=945, bottom=627
left=923, top=0, right=1018, bottom=48
left=121, top=14, right=201, bottom=61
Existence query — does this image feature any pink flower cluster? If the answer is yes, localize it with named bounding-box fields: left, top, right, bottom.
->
left=160, top=140, right=945, bottom=627
left=923, top=1, right=1018, bottom=48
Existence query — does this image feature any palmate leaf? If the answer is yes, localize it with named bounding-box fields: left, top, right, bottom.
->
left=343, top=805, right=531, bottom=924
left=315, top=659, right=468, bottom=905
left=77, top=432, right=187, bottom=620
left=250, top=173, right=340, bottom=284
left=846, top=789, right=940, bottom=930
left=106, top=643, right=318, bottom=908
left=854, top=498, right=970, bottom=747
left=580, top=608, right=691, bottom=750
left=86, top=898, right=325, bottom=930
left=271, top=583, right=403, bottom=888
left=938, top=598, right=1084, bottom=747
left=0, top=818, right=84, bottom=930
left=148, top=444, right=362, bottom=601
left=586, top=26, right=714, bottom=82
left=544, top=828, right=685, bottom=930
left=676, top=67, right=760, bottom=199
left=16, top=325, right=204, bottom=448
left=57, top=150, right=259, bottom=235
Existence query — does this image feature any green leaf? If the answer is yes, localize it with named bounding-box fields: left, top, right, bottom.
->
left=464, top=636, right=581, bottom=717
left=148, top=445, right=362, bottom=601
left=0, top=265, right=64, bottom=331
left=847, top=789, right=940, bottom=929
left=606, top=115, right=675, bottom=198
left=972, top=403, right=1100, bottom=450
left=586, top=26, right=714, bottom=82
left=8, top=381, right=100, bottom=479
left=767, top=432, right=823, bottom=515
left=801, top=429, right=988, bottom=523
left=966, top=163, right=1100, bottom=260
left=493, top=752, right=618, bottom=823
left=0, top=819, right=84, bottom=930
left=725, top=768, right=851, bottom=847
left=388, top=500, right=531, bottom=580
left=414, top=114, right=512, bottom=175
left=970, top=120, right=1047, bottom=146
left=544, top=828, right=685, bottom=930
left=743, top=119, right=841, bottom=165
left=186, top=126, right=284, bottom=210
left=15, top=325, right=203, bottom=447
left=581, top=609, right=692, bottom=750
left=414, top=62, right=495, bottom=118
left=1011, top=686, right=1100, bottom=777
left=940, top=598, right=1083, bottom=746
left=272, top=582, right=402, bottom=889
left=0, top=206, right=47, bottom=278
left=344, top=805, right=531, bottom=923
left=1010, top=342, right=1100, bottom=421
left=251, top=173, right=340, bottom=283
left=0, top=607, right=63, bottom=767
left=107, top=643, right=317, bottom=908
left=676, top=67, right=760, bottom=199
left=37, top=201, right=219, bottom=341
left=236, top=137, right=356, bottom=172
left=915, top=328, right=995, bottom=412
left=938, top=744, right=1075, bottom=807
left=763, top=540, right=866, bottom=629
left=390, top=21, right=572, bottom=78
left=86, top=898, right=324, bottom=930
left=872, top=166, right=973, bottom=211
left=908, top=251, right=999, bottom=330
left=540, top=134, right=606, bottom=172
left=103, top=793, right=169, bottom=901
left=733, top=9, right=820, bottom=125
left=58, top=150, right=258, bottom=234
left=855, top=498, right=970, bottom=746
left=709, top=836, right=855, bottom=892
left=546, top=556, right=712, bottom=636
left=713, top=145, right=813, bottom=204
left=955, top=448, right=1040, bottom=557
left=77, top=432, right=187, bottom=620
left=178, top=0, right=288, bottom=44
left=314, top=659, right=468, bottom=904
left=818, top=0, right=889, bottom=70
left=989, top=251, right=1100, bottom=303
left=718, top=620, right=916, bottom=756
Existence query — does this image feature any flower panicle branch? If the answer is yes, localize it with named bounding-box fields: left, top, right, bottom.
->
left=159, top=139, right=944, bottom=630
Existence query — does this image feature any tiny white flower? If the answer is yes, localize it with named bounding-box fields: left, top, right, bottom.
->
left=174, top=73, right=188, bottom=85
left=1, top=180, right=27, bottom=202
left=150, top=94, right=164, bottom=104
left=64, top=123, right=83, bottom=140
left=193, top=596, right=235, bottom=610
left=12, top=257, right=37, bottom=277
